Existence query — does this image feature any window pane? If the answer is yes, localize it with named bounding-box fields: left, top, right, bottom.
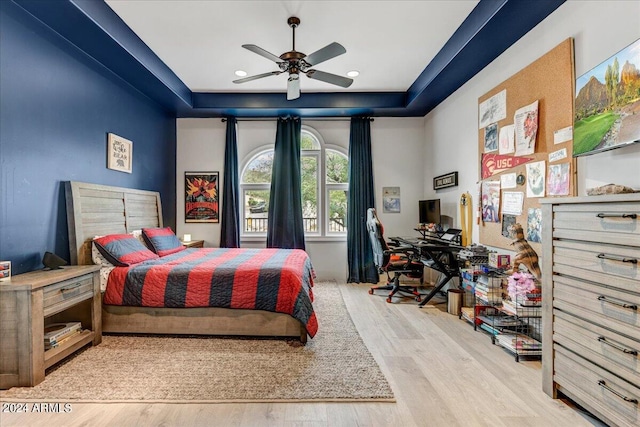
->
left=301, top=156, right=318, bottom=232
left=326, top=150, right=348, bottom=183
left=243, top=152, right=273, bottom=184
left=301, top=130, right=320, bottom=150
left=328, top=189, right=348, bottom=233
left=244, top=190, right=269, bottom=232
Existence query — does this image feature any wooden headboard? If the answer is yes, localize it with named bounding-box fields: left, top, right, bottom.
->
left=65, top=181, right=163, bottom=265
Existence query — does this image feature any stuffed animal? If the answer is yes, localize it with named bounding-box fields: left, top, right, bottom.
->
left=508, top=223, right=541, bottom=280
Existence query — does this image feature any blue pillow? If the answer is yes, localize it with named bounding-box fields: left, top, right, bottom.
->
left=142, top=227, right=186, bottom=257
left=94, top=234, right=159, bottom=266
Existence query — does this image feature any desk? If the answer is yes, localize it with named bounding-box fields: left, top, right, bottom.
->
left=392, top=236, right=462, bottom=307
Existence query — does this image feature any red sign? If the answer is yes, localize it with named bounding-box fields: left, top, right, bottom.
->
left=481, top=153, right=533, bottom=179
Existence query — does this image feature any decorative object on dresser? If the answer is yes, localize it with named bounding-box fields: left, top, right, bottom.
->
left=0, top=265, right=101, bottom=388
left=541, top=193, right=640, bottom=427
left=0, top=260, right=10, bottom=281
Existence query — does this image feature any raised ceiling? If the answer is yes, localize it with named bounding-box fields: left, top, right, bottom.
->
left=13, top=0, right=565, bottom=117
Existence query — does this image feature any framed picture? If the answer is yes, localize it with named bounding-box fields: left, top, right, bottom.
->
left=574, top=38, right=640, bottom=156
left=0, top=261, right=11, bottom=281
left=185, top=172, right=219, bottom=223
left=433, top=171, right=458, bottom=190
left=382, top=187, right=401, bottom=213
left=107, top=133, right=133, bottom=173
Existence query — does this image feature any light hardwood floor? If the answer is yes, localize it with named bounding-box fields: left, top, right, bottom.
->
left=1, top=282, right=605, bottom=427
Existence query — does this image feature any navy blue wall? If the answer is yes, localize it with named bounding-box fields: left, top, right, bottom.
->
left=0, top=1, right=177, bottom=274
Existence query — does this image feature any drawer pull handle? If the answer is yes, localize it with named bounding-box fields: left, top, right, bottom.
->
left=596, top=213, right=637, bottom=219
left=61, top=284, right=81, bottom=292
left=597, top=295, right=637, bottom=310
left=597, top=253, right=638, bottom=264
left=598, top=380, right=638, bottom=403
left=597, top=336, right=638, bottom=355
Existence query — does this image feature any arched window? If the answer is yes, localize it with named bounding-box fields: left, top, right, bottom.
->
left=240, top=126, right=348, bottom=237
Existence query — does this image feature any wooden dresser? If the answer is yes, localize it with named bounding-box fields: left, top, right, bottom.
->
left=541, top=193, right=640, bottom=427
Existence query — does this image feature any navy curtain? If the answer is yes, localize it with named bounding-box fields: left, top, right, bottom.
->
left=347, top=117, right=379, bottom=283
left=219, top=117, right=241, bottom=248
left=266, top=117, right=305, bottom=250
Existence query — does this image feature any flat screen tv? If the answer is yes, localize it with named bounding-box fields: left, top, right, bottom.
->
left=419, top=199, right=441, bottom=224
left=574, top=38, right=640, bottom=157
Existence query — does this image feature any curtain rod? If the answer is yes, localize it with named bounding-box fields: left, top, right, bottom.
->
left=221, top=117, right=374, bottom=122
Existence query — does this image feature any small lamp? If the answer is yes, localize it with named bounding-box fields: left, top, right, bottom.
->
left=183, top=234, right=192, bottom=242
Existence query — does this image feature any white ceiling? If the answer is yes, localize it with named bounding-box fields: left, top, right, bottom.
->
left=105, top=0, right=479, bottom=94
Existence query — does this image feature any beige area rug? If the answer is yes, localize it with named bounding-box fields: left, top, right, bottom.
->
left=0, top=282, right=394, bottom=403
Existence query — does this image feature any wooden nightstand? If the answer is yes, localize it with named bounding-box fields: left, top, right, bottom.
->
left=0, top=265, right=101, bottom=388
left=181, top=239, right=204, bottom=248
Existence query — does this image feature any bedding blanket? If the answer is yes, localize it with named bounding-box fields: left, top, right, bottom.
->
left=103, top=248, right=317, bottom=337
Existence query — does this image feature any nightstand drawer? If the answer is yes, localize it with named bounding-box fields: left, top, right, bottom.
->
left=43, top=274, right=94, bottom=316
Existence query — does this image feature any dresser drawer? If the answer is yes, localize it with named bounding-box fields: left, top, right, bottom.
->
left=552, top=202, right=640, bottom=247
left=553, top=240, right=640, bottom=286
left=43, top=274, right=94, bottom=316
left=553, top=275, right=640, bottom=341
left=553, top=310, right=640, bottom=386
left=555, top=345, right=640, bottom=427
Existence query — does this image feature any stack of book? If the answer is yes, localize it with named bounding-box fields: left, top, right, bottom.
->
left=44, top=322, right=82, bottom=350
left=474, top=276, right=504, bottom=303
left=495, top=333, right=542, bottom=353
left=460, top=306, right=475, bottom=324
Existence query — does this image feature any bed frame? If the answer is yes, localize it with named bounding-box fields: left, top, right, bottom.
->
left=65, top=181, right=307, bottom=343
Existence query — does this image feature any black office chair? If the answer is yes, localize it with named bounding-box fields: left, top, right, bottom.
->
left=366, top=208, right=424, bottom=303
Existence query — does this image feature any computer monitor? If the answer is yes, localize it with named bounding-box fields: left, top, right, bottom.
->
left=419, top=199, right=441, bottom=225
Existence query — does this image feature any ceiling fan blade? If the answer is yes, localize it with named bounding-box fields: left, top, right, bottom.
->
left=233, top=71, right=282, bottom=84
left=287, top=76, right=300, bottom=100
left=306, top=70, right=353, bottom=88
left=242, top=44, right=283, bottom=63
left=303, top=42, right=346, bottom=67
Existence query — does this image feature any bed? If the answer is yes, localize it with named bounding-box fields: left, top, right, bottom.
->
left=65, top=181, right=315, bottom=343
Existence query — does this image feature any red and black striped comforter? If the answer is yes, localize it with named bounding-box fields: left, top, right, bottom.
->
left=103, top=248, right=317, bottom=337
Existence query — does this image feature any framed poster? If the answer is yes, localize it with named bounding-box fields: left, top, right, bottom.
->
left=107, top=133, right=133, bottom=173
left=382, top=187, right=401, bottom=213
left=185, top=172, right=219, bottom=223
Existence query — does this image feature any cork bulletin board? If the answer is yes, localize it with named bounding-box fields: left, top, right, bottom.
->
left=478, top=38, right=576, bottom=252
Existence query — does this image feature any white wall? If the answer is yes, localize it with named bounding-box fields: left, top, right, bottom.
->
left=177, top=117, right=425, bottom=281
left=424, top=0, right=640, bottom=246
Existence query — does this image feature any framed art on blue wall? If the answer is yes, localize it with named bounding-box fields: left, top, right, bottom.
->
left=185, top=172, right=219, bottom=223
left=107, top=133, right=133, bottom=173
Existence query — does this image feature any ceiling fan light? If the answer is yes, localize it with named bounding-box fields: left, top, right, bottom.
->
left=234, top=70, right=248, bottom=77
left=347, top=70, right=359, bottom=78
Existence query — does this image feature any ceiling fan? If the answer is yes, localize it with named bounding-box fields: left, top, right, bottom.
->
left=233, top=16, right=353, bottom=100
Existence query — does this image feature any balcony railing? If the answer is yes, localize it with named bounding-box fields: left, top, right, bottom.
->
left=244, top=217, right=346, bottom=233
